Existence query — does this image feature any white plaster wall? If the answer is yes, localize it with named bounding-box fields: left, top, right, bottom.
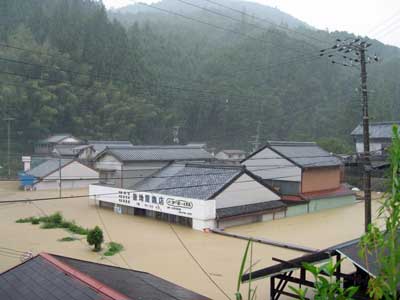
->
left=215, top=174, right=280, bottom=209
left=356, top=142, right=382, bottom=154
left=192, top=219, right=216, bottom=231
left=95, top=154, right=122, bottom=171
left=242, top=147, right=301, bottom=181
left=35, top=161, right=99, bottom=190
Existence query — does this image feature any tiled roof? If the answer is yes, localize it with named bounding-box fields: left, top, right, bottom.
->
left=0, top=255, right=115, bottom=300
left=88, top=141, right=134, bottom=153
left=0, top=253, right=210, bottom=300
left=39, top=134, right=82, bottom=144
left=101, top=145, right=213, bottom=162
left=26, top=159, right=72, bottom=178
left=301, top=184, right=355, bottom=200
left=216, top=200, right=286, bottom=219
left=267, top=141, right=342, bottom=168
left=133, top=163, right=244, bottom=199
left=351, top=121, right=400, bottom=138
left=221, top=149, right=246, bottom=155
left=54, top=144, right=79, bottom=156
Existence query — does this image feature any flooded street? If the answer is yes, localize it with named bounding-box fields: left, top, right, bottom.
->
left=0, top=183, right=382, bottom=300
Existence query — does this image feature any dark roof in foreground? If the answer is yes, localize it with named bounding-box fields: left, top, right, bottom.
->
left=267, top=141, right=342, bottom=168
left=54, top=255, right=210, bottom=300
left=26, top=159, right=73, bottom=178
left=134, top=163, right=245, bottom=199
left=217, top=200, right=286, bottom=219
left=351, top=121, right=400, bottom=138
left=0, top=255, right=115, bottom=300
left=0, top=253, right=210, bottom=300
left=97, top=145, right=213, bottom=162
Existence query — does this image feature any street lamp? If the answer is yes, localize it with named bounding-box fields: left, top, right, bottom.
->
left=52, top=148, right=62, bottom=198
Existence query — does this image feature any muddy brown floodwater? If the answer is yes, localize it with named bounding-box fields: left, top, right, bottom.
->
left=0, top=182, right=382, bottom=300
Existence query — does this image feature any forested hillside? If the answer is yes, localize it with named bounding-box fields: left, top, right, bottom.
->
left=1, top=0, right=400, bottom=171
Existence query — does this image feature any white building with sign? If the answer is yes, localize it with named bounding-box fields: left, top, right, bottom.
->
left=90, top=163, right=285, bottom=230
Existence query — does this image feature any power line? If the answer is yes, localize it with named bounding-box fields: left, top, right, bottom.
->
left=201, top=0, right=331, bottom=46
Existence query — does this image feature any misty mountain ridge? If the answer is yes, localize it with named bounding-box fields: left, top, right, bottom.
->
left=110, top=0, right=310, bottom=29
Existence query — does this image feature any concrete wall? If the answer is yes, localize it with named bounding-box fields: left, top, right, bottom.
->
left=214, top=174, right=280, bottom=209
left=286, top=195, right=356, bottom=217
left=356, top=142, right=383, bottom=155
left=242, top=147, right=301, bottom=181
left=301, top=167, right=341, bottom=193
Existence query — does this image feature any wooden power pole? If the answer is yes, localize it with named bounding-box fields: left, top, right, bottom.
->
left=321, top=38, right=378, bottom=232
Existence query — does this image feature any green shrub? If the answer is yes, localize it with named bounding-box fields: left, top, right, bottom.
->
left=104, top=242, right=123, bottom=256
left=40, top=222, right=59, bottom=229
left=16, top=217, right=35, bottom=223
left=58, top=236, right=77, bottom=242
left=47, top=212, right=63, bottom=225
left=31, top=218, right=40, bottom=225
left=87, top=226, right=104, bottom=252
left=68, top=222, right=88, bottom=235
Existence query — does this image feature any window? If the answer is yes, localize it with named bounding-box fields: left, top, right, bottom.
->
left=152, top=196, right=157, bottom=204
left=145, top=195, right=150, bottom=203
left=139, top=194, right=144, bottom=201
left=159, top=197, right=164, bottom=205
left=132, top=194, right=137, bottom=201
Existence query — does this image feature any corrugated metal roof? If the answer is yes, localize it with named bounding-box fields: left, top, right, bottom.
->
left=268, top=141, right=342, bottom=168
left=351, top=121, right=400, bottom=138
left=26, top=159, right=72, bottom=178
left=133, top=163, right=243, bottom=199
left=103, top=146, right=213, bottom=162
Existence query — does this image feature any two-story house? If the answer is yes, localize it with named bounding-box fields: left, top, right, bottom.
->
left=242, top=141, right=355, bottom=216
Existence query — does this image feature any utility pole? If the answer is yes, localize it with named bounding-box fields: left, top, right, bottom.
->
left=360, top=47, right=372, bottom=231
left=3, top=117, right=15, bottom=178
left=249, top=120, right=262, bottom=152
left=173, top=126, right=180, bottom=144
left=321, top=38, right=378, bottom=232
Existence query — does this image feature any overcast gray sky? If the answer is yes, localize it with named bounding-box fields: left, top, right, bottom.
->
left=102, top=0, right=400, bottom=47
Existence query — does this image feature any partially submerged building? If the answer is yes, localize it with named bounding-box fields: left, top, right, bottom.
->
left=242, top=141, right=355, bottom=216
left=90, top=163, right=285, bottom=230
left=34, top=134, right=84, bottom=156
left=351, top=121, right=400, bottom=158
left=0, top=252, right=210, bottom=300
left=19, top=159, right=99, bottom=190
left=94, top=145, right=214, bottom=188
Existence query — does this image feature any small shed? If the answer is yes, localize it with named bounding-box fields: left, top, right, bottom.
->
left=22, top=159, right=99, bottom=190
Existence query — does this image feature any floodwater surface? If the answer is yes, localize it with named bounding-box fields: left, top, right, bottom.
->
left=0, top=184, right=382, bottom=300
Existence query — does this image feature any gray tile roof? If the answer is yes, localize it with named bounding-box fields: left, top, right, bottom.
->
left=54, top=255, right=211, bottom=300
left=216, top=200, right=286, bottom=219
left=26, top=159, right=72, bottom=178
left=39, top=134, right=78, bottom=144
left=88, top=140, right=134, bottom=153
left=133, top=163, right=243, bottom=199
left=220, top=149, right=246, bottom=155
left=101, top=145, right=213, bottom=162
left=54, top=144, right=79, bottom=156
left=267, top=141, right=342, bottom=168
left=351, top=121, right=400, bottom=138
left=0, top=256, right=113, bottom=300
